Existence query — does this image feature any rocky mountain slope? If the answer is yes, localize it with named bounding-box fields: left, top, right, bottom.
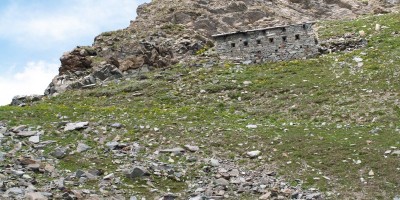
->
left=1, top=11, right=400, bottom=199
left=44, top=0, right=399, bottom=96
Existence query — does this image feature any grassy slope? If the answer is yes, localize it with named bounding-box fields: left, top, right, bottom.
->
left=1, top=13, right=399, bottom=199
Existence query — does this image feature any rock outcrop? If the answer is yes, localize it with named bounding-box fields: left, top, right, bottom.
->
left=45, top=0, right=399, bottom=95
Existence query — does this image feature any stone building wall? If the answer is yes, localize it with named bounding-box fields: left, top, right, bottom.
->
left=212, top=22, right=319, bottom=62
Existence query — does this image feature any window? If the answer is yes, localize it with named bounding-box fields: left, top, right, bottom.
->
left=244, top=41, right=248, bottom=46
left=231, top=43, right=236, bottom=48
left=303, top=24, right=307, bottom=30
left=269, top=38, right=274, bottom=43
left=275, top=49, right=278, bottom=53
left=282, top=27, right=286, bottom=32
left=257, top=39, right=261, bottom=45
left=314, top=38, right=319, bottom=45
left=300, top=45, right=303, bottom=49
left=262, top=30, right=267, bottom=35
left=295, top=34, right=300, bottom=40
left=282, top=36, right=287, bottom=42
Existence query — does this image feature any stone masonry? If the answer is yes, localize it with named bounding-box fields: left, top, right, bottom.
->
left=212, top=22, right=319, bottom=63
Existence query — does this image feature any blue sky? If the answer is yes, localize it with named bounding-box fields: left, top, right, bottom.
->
left=0, top=0, right=150, bottom=105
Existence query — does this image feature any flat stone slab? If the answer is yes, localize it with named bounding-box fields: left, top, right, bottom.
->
left=247, top=150, right=261, bottom=158
left=392, top=150, right=400, bottom=155
left=184, top=145, right=200, bottom=152
left=17, top=131, right=37, bottom=137
left=64, top=122, right=89, bottom=131
left=159, top=147, right=185, bottom=153
left=29, top=135, right=40, bottom=143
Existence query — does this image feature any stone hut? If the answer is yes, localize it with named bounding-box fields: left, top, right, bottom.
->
left=212, top=22, right=319, bottom=62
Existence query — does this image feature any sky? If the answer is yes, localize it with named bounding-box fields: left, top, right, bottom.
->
left=0, top=0, right=150, bottom=105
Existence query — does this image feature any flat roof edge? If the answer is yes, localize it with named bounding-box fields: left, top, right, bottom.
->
left=212, top=22, right=316, bottom=38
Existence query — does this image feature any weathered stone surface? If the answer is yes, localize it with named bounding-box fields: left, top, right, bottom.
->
left=210, top=158, right=220, bottom=167
left=52, top=147, right=68, bottom=159
left=27, top=163, right=41, bottom=171
left=29, top=135, right=40, bottom=143
left=247, top=150, right=261, bottom=158
left=110, top=123, right=123, bottom=129
left=392, top=150, right=400, bottom=155
left=92, top=64, right=123, bottom=81
left=0, top=126, right=6, bottom=135
left=11, top=125, right=27, bottom=133
left=77, top=143, right=91, bottom=153
left=215, top=178, right=229, bottom=186
left=184, top=145, right=200, bottom=152
left=59, top=47, right=94, bottom=75
left=64, top=122, right=89, bottom=131
left=213, top=22, right=319, bottom=63
left=103, top=173, right=115, bottom=180
left=25, top=192, right=48, bottom=200
left=10, top=95, right=43, bottom=106
left=7, top=187, right=24, bottom=195
left=160, top=147, right=186, bottom=153
left=106, top=141, right=119, bottom=150
left=306, top=193, right=322, bottom=199
left=17, top=131, right=37, bottom=137
left=130, top=196, right=138, bottom=200
left=125, top=166, right=149, bottom=180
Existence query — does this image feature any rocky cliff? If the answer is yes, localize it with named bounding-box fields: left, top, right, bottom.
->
left=45, top=0, right=399, bottom=95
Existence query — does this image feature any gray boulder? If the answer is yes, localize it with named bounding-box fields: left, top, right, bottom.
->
left=125, top=166, right=149, bottom=180
left=64, top=122, right=89, bottom=131
left=10, top=95, right=43, bottom=106
left=52, top=147, right=68, bottom=159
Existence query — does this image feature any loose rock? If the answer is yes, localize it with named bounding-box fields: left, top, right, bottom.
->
left=125, top=166, right=149, bottom=180
left=64, top=122, right=89, bottom=131
left=215, top=178, right=229, bottom=186
left=184, top=145, right=200, bottom=152
left=29, top=135, right=40, bottom=143
left=25, top=192, right=48, bottom=200
left=210, top=158, right=220, bottom=167
left=76, top=143, right=91, bottom=153
left=17, top=131, right=37, bottom=137
left=247, top=150, right=261, bottom=158
left=160, top=147, right=186, bottom=153
left=52, top=147, right=68, bottom=159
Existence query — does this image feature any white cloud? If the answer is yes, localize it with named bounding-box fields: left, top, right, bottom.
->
left=0, top=0, right=151, bottom=105
left=0, top=61, right=58, bottom=105
left=0, top=0, right=140, bottom=49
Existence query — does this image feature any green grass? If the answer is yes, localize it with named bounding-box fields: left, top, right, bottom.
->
left=1, top=13, right=400, bottom=199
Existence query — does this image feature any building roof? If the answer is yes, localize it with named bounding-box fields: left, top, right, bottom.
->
left=211, top=22, right=316, bottom=38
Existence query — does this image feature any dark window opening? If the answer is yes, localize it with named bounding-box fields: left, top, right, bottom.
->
left=282, top=27, right=286, bottom=32
left=257, top=39, right=261, bottom=45
left=303, top=24, right=307, bottom=30
left=262, top=30, right=267, bottom=35
left=300, top=45, right=303, bottom=49
left=244, top=41, right=248, bottom=46
left=295, top=34, right=300, bottom=40
left=231, top=43, right=236, bottom=48
left=269, top=38, right=274, bottom=43
left=314, top=38, right=319, bottom=45
left=275, top=49, right=278, bottom=53
left=282, top=36, right=287, bottom=42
